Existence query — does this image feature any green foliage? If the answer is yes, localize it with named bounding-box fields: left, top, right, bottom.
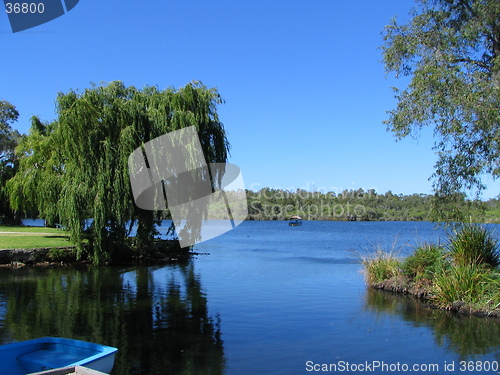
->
left=47, top=247, right=71, bottom=261
left=382, top=0, right=500, bottom=198
left=447, top=224, right=499, bottom=267
left=7, top=81, right=229, bottom=264
left=402, top=244, right=448, bottom=281
left=432, top=264, right=499, bottom=309
left=362, top=249, right=402, bottom=284
left=245, top=187, right=499, bottom=222
left=0, top=100, right=20, bottom=161
left=482, top=272, right=500, bottom=309
left=363, top=223, right=500, bottom=313
left=0, top=100, right=22, bottom=224
left=430, top=191, right=488, bottom=223
left=7, top=116, right=60, bottom=223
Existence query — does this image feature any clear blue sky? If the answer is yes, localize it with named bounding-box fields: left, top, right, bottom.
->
left=1, top=1, right=498, bottom=199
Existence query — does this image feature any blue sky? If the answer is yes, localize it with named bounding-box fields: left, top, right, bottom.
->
left=1, top=1, right=498, bottom=199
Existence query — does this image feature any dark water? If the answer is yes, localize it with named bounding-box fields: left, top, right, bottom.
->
left=1, top=221, right=500, bottom=374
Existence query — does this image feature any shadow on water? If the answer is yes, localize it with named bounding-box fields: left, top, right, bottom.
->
left=0, top=261, right=225, bottom=375
left=365, top=288, right=500, bottom=361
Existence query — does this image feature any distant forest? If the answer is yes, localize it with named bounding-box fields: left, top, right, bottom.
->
left=245, top=188, right=500, bottom=223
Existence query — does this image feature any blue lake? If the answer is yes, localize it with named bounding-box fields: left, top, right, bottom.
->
left=2, top=220, right=500, bottom=374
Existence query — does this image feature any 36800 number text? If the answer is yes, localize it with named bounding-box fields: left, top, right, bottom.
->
left=5, top=3, right=45, bottom=14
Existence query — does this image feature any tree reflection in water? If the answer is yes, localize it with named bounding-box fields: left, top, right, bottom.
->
left=365, top=288, right=500, bottom=361
left=0, top=261, right=225, bottom=375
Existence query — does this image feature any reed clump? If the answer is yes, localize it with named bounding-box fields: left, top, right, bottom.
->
left=362, top=247, right=401, bottom=284
left=363, top=224, right=500, bottom=315
left=447, top=223, right=499, bottom=268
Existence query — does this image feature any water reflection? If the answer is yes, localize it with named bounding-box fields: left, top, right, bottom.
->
left=365, top=288, right=500, bottom=360
left=0, top=261, right=225, bottom=375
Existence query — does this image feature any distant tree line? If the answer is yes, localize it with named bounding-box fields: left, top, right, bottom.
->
left=246, top=187, right=500, bottom=223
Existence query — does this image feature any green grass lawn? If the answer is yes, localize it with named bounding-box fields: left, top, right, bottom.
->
left=0, top=225, right=72, bottom=249
left=0, top=226, right=63, bottom=233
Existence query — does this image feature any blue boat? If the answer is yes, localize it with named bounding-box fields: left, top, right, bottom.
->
left=0, top=337, right=117, bottom=375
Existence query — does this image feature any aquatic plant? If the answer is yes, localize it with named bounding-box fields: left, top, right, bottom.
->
left=447, top=224, right=499, bottom=267
left=402, top=244, right=448, bottom=282
left=363, top=224, right=500, bottom=315
left=431, top=264, right=500, bottom=310
left=362, top=248, right=401, bottom=284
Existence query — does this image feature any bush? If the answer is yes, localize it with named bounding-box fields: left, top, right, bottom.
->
left=362, top=249, right=401, bottom=284
left=402, top=245, right=448, bottom=282
left=48, top=247, right=73, bottom=261
left=448, top=224, right=499, bottom=267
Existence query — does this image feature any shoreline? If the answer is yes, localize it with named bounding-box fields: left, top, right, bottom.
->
left=0, top=240, right=195, bottom=268
left=363, top=224, right=500, bottom=319
left=370, top=276, right=500, bottom=318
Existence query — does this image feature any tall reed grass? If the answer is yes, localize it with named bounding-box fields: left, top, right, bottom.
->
left=432, top=264, right=490, bottom=308
left=448, top=224, right=499, bottom=267
left=361, top=248, right=401, bottom=284
left=363, top=224, right=500, bottom=313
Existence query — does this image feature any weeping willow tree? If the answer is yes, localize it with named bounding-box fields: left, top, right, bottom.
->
left=8, top=116, right=61, bottom=223
left=8, top=81, right=229, bottom=264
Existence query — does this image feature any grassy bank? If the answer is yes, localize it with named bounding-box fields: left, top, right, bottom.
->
left=0, top=225, right=190, bottom=266
left=0, top=226, right=71, bottom=249
left=362, top=224, right=500, bottom=316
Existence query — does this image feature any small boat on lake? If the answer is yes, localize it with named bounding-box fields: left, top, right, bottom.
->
left=0, top=337, right=117, bottom=375
left=288, top=216, right=302, bottom=226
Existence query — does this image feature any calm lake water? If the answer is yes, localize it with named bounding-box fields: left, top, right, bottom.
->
left=2, top=221, right=500, bottom=374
